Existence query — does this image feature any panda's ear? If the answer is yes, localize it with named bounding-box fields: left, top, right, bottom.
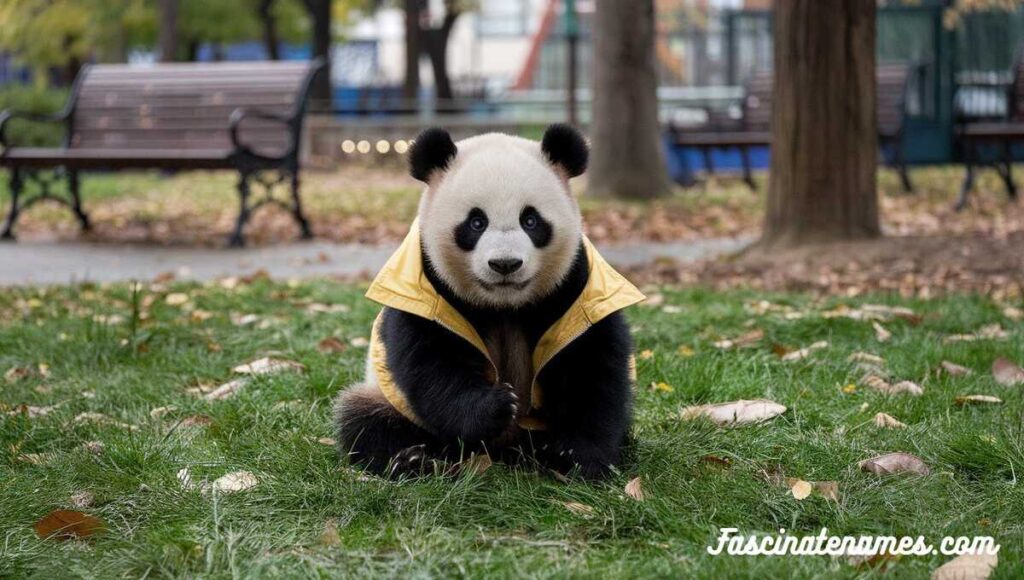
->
left=409, top=128, right=457, bottom=182
left=541, top=124, right=588, bottom=178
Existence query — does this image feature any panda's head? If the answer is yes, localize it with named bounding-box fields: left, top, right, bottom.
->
left=410, top=124, right=588, bottom=310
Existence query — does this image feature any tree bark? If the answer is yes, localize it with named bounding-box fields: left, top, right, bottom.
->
left=259, top=0, right=281, bottom=60
left=158, top=0, right=179, bottom=63
left=762, top=0, right=879, bottom=248
left=403, top=0, right=422, bottom=100
left=587, top=0, right=670, bottom=199
left=303, top=0, right=332, bottom=112
left=424, top=8, right=460, bottom=104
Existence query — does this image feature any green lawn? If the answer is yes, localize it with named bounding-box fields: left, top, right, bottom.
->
left=1, top=281, right=1021, bottom=578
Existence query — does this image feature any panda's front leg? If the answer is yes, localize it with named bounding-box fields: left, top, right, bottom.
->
left=383, top=309, right=518, bottom=446
left=527, top=314, right=634, bottom=480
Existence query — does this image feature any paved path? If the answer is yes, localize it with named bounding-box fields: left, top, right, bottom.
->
left=0, top=237, right=752, bottom=286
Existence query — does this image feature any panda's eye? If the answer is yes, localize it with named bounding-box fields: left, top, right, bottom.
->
left=470, top=216, right=487, bottom=231
left=522, top=214, right=538, bottom=230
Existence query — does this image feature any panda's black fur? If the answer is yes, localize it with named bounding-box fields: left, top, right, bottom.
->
left=334, top=125, right=634, bottom=480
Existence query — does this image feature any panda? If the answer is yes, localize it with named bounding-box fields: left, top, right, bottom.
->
left=332, top=124, right=645, bottom=479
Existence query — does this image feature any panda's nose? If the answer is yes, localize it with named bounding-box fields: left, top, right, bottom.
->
left=488, top=258, right=523, bottom=275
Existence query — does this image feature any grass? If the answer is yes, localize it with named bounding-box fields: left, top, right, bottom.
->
left=1, top=282, right=1022, bottom=578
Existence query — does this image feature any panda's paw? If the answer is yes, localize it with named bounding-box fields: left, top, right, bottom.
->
left=470, top=382, right=518, bottom=441
left=490, top=382, right=519, bottom=427
left=387, top=444, right=430, bottom=479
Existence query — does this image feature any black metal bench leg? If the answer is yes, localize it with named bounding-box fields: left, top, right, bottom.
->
left=1, top=168, right=23, bottom=240
left=68, top=170, right=91, bottom=231
left=893, top=138, right=913, bottom=193
left=701, top=147, right=715, bottom=178
left=956, top=143, right=977, bottom=212
left=739, top=146, right=755, bottom=190
left=999, top=142, right=1017, bottom=200
left=289, top=169, right=313, bottom=240
left=230, top=171, right=251, bottom=247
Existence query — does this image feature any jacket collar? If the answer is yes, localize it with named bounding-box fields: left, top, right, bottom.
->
left=365, top=218, right=645, bottom=373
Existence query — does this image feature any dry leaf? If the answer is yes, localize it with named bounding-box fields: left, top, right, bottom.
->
left=317, top=437, right=336, bottom=446
left=4, top=366, right=33, bottom=384
left=1002, top=306, right=1022, bottom=321
left=624, top=477, right=645, bottom=501
left=204, top=378, right=250, bottom=401
left=210, top=471, right=258, bottom=493
left=781, top=341, right=828, bottom=361
left=638, top=349, right=654, bottom=360
left=317, top=337, right=348, bottom=354
left=149, top=406, right=177, bottom=419
left=34, top=510, right=104, bottom=540
left=940, top=361, right=972, bottom=377
left=790, top=479, right=813, bottom=500
left=82, top=441, right=105, bottom=455
left=69, top=491, right=95, bottom=509
left=873, top=412, right=907, bottom=429
left=232, top=313, right=261, bottom=326
left=177, top=467, right=196, bottom=490
left=649, top=381, right=674, bottom=393
left=179, top=415, right=213, bottom=428
left=319, top=519, right=342, bottom=546
left=680, top=399, right=787, bottom=426
left=661, top=305, right=683, bottom=314
left=232, top=357, right=305, bottom=376
left=165, top=293, right=190, bottom=306
left=714, top=329, right=763, bottom=350
left=349, top=337, right=369, bottom=348
left=991, top=358, right=1024, bottom=386
left=18, top=452, right=52, bottom=464
left=859, top=452, right=930, bottom=476
left=562, top=502, right=595, bottom=516
left=848, top=352, right=885, bottom=366
left=931, top=553, right=998, bottom=580
left=677, top=345, right=695, bottom=357
left=813, top=481, right=840, bottom=501
left=955, top=395, right=1003, bottom=406
left=641, top=293, right=665, bottom=307
left=873, top=321, right=892, bottom=342
left=862, top=375, right=923, bottom=396
left=460, top=453, right=493, bottom=476
left=306, top=303, right=350, bottom=314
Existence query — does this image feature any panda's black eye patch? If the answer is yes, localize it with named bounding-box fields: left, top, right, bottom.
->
left=455, top=208, right=488, bottom=251
left=520, top=206, right=552, bottom=248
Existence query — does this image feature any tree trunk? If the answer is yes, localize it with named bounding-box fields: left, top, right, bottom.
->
left=158, top=0, right=179, bottom=63
left=259, top=0, right=281, bottom=60
left=403, top=0, right=421, bottom=100
left=423, top=7, right=460, bottom=107
left=587, top=0, right=670, bottom=199
left=304, top=0, right=332, bottom=112
left=762, top=0, right=879, bottom=248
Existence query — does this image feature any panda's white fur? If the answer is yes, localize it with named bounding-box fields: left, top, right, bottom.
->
left=418, top=133, right=583, bottom=309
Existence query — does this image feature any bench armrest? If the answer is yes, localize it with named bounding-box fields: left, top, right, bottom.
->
left=0, top=110, right=69, bottom=151
left=228, top=108, right=296, bottom=155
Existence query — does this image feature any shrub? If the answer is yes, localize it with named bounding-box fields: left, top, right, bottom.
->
left=0, top=85, right=70, bottom=147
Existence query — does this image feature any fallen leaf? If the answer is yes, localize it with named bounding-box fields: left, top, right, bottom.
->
left=177, top=468, right=196, bottom=490
left=680, top=399, right=787, bottom=426
left=781, top=341, right=828, bottom=361
left=4, top=366, right=33, bottom=384
left=873, top=321, right=892, bottom=342
left=165, top=293, right=190, bottom=306
left=945, top=324, right=1009, bottom=343
left=319, top=519, right=342, bottom=546
left=955, top=395, right=1003, bottom=406
left=34, top=510, right=104, bottom=540
left=232, top=357, right=305, bottom=376
left=317, top=437, right=336, bottom=446
left=231, top=313, right=261, bottom=326
left=842, top=384, right=858, bottom=394
left=848, top=352, right=885, bottom=366
left=677, top=345, right=695, bottom=357
left=641, top=293, right=665, bottom=307
left=306, top=303, right=350, bottom=314
left=18, top=452, right=52, bottom=464
left=82, top=441, right=105, bottom=455
left=649, top=381, right=674, bottom=393
left=714, top=329, right=763, bottom=350
left=562, top=502, right=595, bottom=516
left=149, top=406, right=177, bottom=419
left=210, top=470, right=258, bottom=493
left=940, top=361, right=972, bottom=377
left=460, top=453, right=493, bottom=476
left=790, top=479, right=813, bottom=500
left=317, top=337, right=348, bottom=354
left=859, top=452, right=930, bottom=476
left=69, top=491, right=95, bottom=509
left=813, top=481, right=840, bottom=502
left=661, top=305, right=683, bottom=314
left=624, top=477, right=645, bottom=501
left=931, top=553, right=998, bottom=580
left=179, top=415, right=213, bottom=428
left=862, top=375, right=923, bottom=396
left=204, top=378, right=250, bottom=400
left=1003, top=306, right=1023, bottom=321
left=349, top=337, right=369, bottom=348
left=873, top=412, right=907, bottom=429
left=991, top=358, right=1024, bottom=386
left=190, top=310, right=214, bottom=322
left=638, top=349, right=654, bottom=360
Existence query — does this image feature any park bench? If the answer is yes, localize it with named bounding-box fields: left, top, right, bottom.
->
left=667, top=64, right=916, bottom=192
left=954, top=46, right=1024, bottom=210
left=0, top=59, right=324, bottom=246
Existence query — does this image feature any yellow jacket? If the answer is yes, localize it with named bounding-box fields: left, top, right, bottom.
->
left=364, top=219, right=645, bottom=430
